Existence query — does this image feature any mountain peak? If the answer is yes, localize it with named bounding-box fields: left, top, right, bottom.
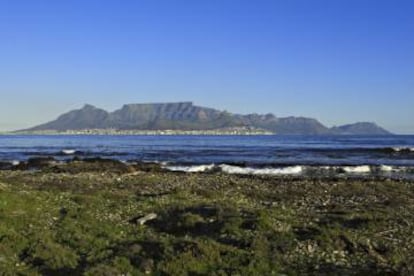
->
left=82, top=104, right=97, bottom=110
left=122, top=101, right=193, bottom=107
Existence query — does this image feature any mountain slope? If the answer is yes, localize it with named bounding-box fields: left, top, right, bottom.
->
left=29, top=104, right=110, bottom=131
left=23, top=102, right=392, bottom=135
left=330, top=122, right=390, bottom=135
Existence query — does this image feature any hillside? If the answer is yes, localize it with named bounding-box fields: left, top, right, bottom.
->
left=24, top=102, right=391, bottom=135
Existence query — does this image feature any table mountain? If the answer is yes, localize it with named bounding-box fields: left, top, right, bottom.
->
left=24, top=102, right=391, bottom=135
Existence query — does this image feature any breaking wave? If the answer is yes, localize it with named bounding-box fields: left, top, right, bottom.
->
left=379, top=165, right=394, bottom=172
left=390, top=147, right=414, bottom=153
left=219, top=164, right=303, bottom=175
left=165, top=164, right=215, bottom=173
left=341, top=165, right=371, bottom=173
left=164, top=164, right=303, bottom=175
left=162, top=163, right=414, bottom=178
left=61, top=149, right=77, bottom=155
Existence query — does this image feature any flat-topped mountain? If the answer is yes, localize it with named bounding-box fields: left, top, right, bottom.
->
left=23, top=102, right=391, bottom=135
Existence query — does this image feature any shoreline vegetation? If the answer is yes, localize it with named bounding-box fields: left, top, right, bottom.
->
left=3, top=127, right=275, bottom=135
left=0, top=158, right=413, bottom=274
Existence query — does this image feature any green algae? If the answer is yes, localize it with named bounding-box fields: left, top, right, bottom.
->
left=0, top=166, right=414, bottom=275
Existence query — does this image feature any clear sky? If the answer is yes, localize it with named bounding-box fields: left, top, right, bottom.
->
left=0, top=0, right=413, bottom=133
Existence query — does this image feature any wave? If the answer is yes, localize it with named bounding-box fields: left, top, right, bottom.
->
left=61, top=149, right=77, bottom=155
left=219, top=164, right=303, bottom=175
left=369, top=147, right=414, bottom=154
left=141, top=160, right=169, bottom=166
left=164, top=164, right=303, bottom=175
left=378, top=165, right=413, bottom=173
left=324, top=165, right=414, bottom=174
left=163, top=163, right=414, bottom=176
left=379, top=165, right=394, bottom=172
left=341, top=166, right=371, bottom=173
left=165, top=164, right=215, bottom=173
left=391, top=147, right=414, bottom=153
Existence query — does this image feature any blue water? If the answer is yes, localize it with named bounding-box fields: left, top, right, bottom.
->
left=0, top=135, right=413, bottom=167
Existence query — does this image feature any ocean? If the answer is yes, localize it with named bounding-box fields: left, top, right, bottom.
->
left=1, top=135, right=413, bottom=178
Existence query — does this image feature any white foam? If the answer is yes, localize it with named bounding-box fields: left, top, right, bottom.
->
left=219, top=164, right=254, bottom=174
left=380, top=165, right=394, bottom=172
left=219, top=164, right=303, bottom=175
left=11, top=160, right=20, bottom=166
left=392, top=147, right=414, bottom=152
left=166, top=164, right=215, bottom=173
left=62, top=149, right=76, bottom=155
left=146, top=160, right=169, bottom=166
left=342, top=166, right=371, bottom=173
left=380, top=165, right=408, bottom=173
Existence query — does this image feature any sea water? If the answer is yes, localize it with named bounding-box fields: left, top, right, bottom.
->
left=0, top=135, right=413, bottom=178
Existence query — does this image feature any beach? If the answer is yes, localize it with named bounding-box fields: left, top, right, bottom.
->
left=1, top=159, right=413, bottom=275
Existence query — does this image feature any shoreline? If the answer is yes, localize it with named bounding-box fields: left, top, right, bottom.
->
left=0, top=159, right=413, bottom=274
left=1, top=157, right=414, bottom=180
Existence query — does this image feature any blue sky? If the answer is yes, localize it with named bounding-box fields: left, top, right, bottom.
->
left=0, top=0, right=413, bottom=133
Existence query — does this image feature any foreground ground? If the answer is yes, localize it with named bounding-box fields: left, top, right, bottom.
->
left=0, top=159, right=414, bottom=275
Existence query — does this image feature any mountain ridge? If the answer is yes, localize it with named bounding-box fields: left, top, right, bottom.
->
left=23, top=102, right=392, bottom=135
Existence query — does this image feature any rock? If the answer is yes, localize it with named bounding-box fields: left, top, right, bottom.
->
left=307, top=244, right=315, bottom=253
left=128, top=243, right=143, bottom=254
left=133, top=162, right=164, bottom=173
left=0, top=162, right=12, bottom=170
left=28, top=157, right=56, bottom=166
left=0, top=181, right=8, bottom=191
left=52, top=158, right=135, bottom=174
left=15, top=157, right=56, bottom=170
left=139, top=258, right=154, bottom=274
left=132, top=213, right=158, bottom=225
left=137, top=213, right=158, bottom=225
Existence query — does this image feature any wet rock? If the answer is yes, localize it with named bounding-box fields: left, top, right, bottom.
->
left=0, top=161, right=12, bottom=170
left=133, top=162, right=164, bottom=172
left=130, top=213, right=158, bottom=225
left=14, top=157, right=57, bottom=170
left=50, top=158, right=135, bottom=174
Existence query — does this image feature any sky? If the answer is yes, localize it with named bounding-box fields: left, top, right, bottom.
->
left=0, top=0, right=413, bottom=133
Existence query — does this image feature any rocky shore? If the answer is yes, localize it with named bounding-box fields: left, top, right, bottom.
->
left=0, top=158, right=413, bottom=275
